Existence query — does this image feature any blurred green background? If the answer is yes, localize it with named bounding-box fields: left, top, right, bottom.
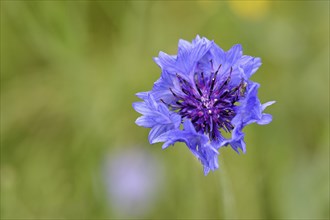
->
left=1, top=1, right=329, bottom=219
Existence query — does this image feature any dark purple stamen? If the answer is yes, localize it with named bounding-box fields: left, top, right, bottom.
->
left=167, top=63, right=244, bottom=141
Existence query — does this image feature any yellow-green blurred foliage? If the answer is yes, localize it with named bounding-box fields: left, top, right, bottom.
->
left=1, top=1, right=329, bottom=219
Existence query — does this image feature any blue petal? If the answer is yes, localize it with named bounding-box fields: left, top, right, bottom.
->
left=152, top=128, right=184, bottom=149
left=238, top=55, right=262, bottom=79
left=152, top=120, right=207, bottom=149
left=150, top=71, right=177, bottom=104
left=133, top=93, right=181, bottom=143
left=232, top=82, right=262, bottom=126
left=153, top=120, right=219, bottom=175
left=178, top=39, right=192, bottom=53
left=135, top=116, right=157, bottom=128
left=177, top=36, right=213, bottom=75
left=149, top=124, right=174, bottom=144
left=258, top=101, right=276, bottom=125
left=153, top=52, right=178, bottom=72
left=200, top=142, right=220, bottom=175
left=262, top=101, right=276, bottom=111
left=132, top=102, right=153, bottom=115
left=204, top=167, right=211, bottom=175
left=170, top=113, right=182, bottom=129
left=221, top=123, right=246, bottom=154
left=209, top=44, right=226, bottom=67
left=135, top=91, right=149, bottom=99
left=153, top=36, right=213, bottom=81
left=226, top=44, right=243, bottom=66
left=182, top=118, right=195, bottom=132
left=228, top=83, right=274, bottom=153
left=190, top=37, right=213, bottom=65
left=257, top=113, right=273, bottom=125
left=192, top=35, right=202, bottom=44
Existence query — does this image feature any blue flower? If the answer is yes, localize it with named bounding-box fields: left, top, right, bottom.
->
left=133, top=36, right=275, bottom=175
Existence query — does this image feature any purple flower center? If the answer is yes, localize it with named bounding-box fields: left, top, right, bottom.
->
left=163, top=63, right=245, bottom=141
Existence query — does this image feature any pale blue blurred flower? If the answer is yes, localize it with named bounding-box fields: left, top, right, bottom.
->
left=103, top=147, right=163, bottom=217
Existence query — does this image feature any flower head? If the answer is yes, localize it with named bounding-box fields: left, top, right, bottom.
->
left=133, top=36, right=274, bottom=175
